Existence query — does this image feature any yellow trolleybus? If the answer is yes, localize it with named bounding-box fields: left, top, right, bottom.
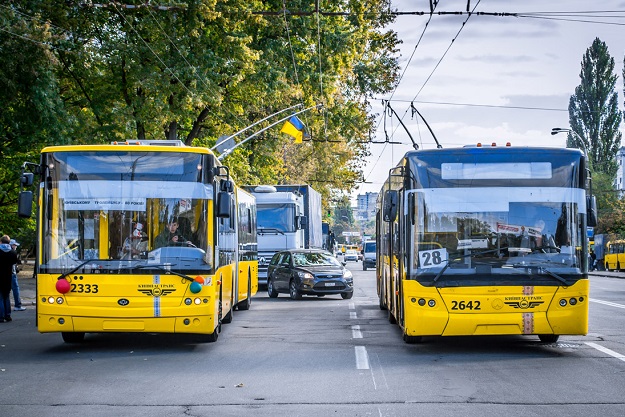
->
left=377, top=144, right=596, bottom=343
left=604, top=240, right=625, bottom=271
left=18, top=140, right=257, bottom=343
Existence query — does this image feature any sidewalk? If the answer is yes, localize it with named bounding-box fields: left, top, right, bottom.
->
left=588, top=269, right=625, bottom=279
left=16, top=262, right=37, bottom=307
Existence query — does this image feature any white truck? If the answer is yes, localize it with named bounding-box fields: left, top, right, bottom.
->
left=243, top=184, right=323, bottom=285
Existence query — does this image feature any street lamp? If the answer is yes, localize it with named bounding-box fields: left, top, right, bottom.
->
left=551, top=127, right=589, bottom=165
left=551, top=128, right=595, bottom=224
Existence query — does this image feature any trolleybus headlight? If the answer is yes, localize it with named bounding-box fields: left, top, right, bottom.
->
left=190, top=281, right=202, bottom=294
left=559, top=299, right=567, bottom=307
left=428, top=299, right=436, bottom=307
left=569, top=298, right=577, bottom=306
left=56, top=297, right=64, bottom=304
left=194, top=298, right=201, bottom=305
left=418, top=298, right=426, bottom=306
left=578, top=296, right=584, bottom=302
left=58, top=318, right=65, bottom=324
left=184, top=319, right=190, bottom=325
left=185, top=298, right=192, bottom=305
left=48, top=297, right=55, bottom=304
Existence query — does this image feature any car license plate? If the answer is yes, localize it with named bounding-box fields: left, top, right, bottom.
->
left=325, top=282, right=336, bottom=287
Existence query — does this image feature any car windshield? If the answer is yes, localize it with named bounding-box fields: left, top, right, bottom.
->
left=293, top=252, right=340, bottom=267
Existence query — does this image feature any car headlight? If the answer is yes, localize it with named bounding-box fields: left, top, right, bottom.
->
left=343, top=269, right=353, bottom=279
left=297, top=271, right=314, bottom=279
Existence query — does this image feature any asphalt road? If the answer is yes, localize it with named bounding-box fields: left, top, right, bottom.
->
left=1, top=262, right=624, bottom=417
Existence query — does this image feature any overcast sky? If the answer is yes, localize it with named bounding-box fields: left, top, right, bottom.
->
left=352, top=0, right=625, bottom=201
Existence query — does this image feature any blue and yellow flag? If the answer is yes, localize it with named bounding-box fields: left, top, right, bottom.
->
left=280, top=116, right=305, bottom=143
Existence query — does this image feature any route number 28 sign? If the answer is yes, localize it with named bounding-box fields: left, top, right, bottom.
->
left=419, top=248, right=448, bottom=269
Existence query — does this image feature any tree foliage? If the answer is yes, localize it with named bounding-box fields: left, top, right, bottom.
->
left=0, top=0, right=401, bottom=238
left=567, top=37, right=622, bottom=178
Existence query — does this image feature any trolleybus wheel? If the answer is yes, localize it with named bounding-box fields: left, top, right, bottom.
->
left=403, top=334, right=423, bottom=344
left=237, top=275, right=252, bottom=311
left=538, top=334, right=559, bottom=343
left=62, top=332, right=85, bottom=343
left=202, top=329, right=219, bottom=343
left=388, top=310, right=397, bottom=324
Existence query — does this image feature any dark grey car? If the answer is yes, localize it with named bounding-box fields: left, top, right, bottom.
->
left=267, top=249, right=354, bottom=300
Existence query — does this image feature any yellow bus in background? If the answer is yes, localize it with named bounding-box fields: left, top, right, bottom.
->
left=604, top=240, right=625, bottom=271
left=18, top=140, right=257, bottom=343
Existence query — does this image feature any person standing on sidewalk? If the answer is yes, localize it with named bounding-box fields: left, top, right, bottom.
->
left=0, top=235, right=19, bottom=323
left=10, top=239, right=25, bottom=311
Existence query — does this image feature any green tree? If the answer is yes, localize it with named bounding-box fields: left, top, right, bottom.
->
left=0, top=5, right=68, bottom=241
left=1, top=1, right=400, bottom=230
left=567, top=37, right=622, bottom=178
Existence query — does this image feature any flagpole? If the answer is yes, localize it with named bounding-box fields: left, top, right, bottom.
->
left=217, top=103, right=323, bottom=160
left=210, top=103, right=303, bottom=151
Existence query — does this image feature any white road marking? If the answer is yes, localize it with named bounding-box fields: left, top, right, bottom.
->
left=585, top=342, right=625, bottom=362
left=350, top=312, right=357, bottom=319
left=349, top=302, right=355, bottom=309
left=590, top=298, right=625, bottom=309
left=355, top=345, right=370, bottom=369
left=352, top=325, right=363, bottom=339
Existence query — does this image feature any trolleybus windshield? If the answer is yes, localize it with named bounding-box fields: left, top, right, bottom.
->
left=40, top=151, right=213, bottom=275
left=405, top=151, right=586, bottom=286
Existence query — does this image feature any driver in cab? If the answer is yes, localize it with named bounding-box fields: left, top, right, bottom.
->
left=154, top=218, right=194, bottom=248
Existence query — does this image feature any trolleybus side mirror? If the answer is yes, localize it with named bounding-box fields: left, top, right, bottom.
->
left=587, top=195, right=597, bottom=227
left=17, top=191, right=33, bottom=218
left=220, top=179, right=234, bottom=193
left=383, top=190, right=398, bottom=222
left=216, top=191, right=231, bottom=218
left=298, top=215, right=308, bottom=230
left=21, top=172, right=34, bottom=187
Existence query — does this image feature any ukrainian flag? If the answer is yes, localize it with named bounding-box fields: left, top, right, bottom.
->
left=280, top=116, right=305, bottom=143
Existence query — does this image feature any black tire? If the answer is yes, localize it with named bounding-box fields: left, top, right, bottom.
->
left=341, top=292, right=353, bottom=300
left=199, top=328, right=219, bottom=343
left=388, top=309, right=397, bottom=324
left=289, top=280, right=302, bottom=300
left=237, top=276, right=252, bottom=311
left=267, top=278, right=279, bottom=298
left=403, top=334, right=423, bottom=344
left=61, top=332, right=85, bottom=343
left=363, top=264, right=367, bottom=271
left=222, top=305, right=233, bottom=324
left=538, top=334, right=559, bottom=343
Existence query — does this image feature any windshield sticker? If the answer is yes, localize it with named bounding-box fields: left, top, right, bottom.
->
left=64, top=198, right=146, bottom=211
left=457, top=239, right=489, bottom=250
left=419, top=248, right=447, bottom=269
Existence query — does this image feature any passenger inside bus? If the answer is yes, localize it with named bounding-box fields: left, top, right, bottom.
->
left=120, top=222, right=148, bottom=259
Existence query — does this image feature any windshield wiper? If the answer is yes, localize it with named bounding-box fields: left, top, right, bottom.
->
left=135, top=264, right=196, bottom=282
left=258, top=227, right=285, bottom=235
left=506, top=263, right=570, bottom=285
left=433, top=247, right=510, bottom=283
left=57, top=259, right=102, bottom=280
